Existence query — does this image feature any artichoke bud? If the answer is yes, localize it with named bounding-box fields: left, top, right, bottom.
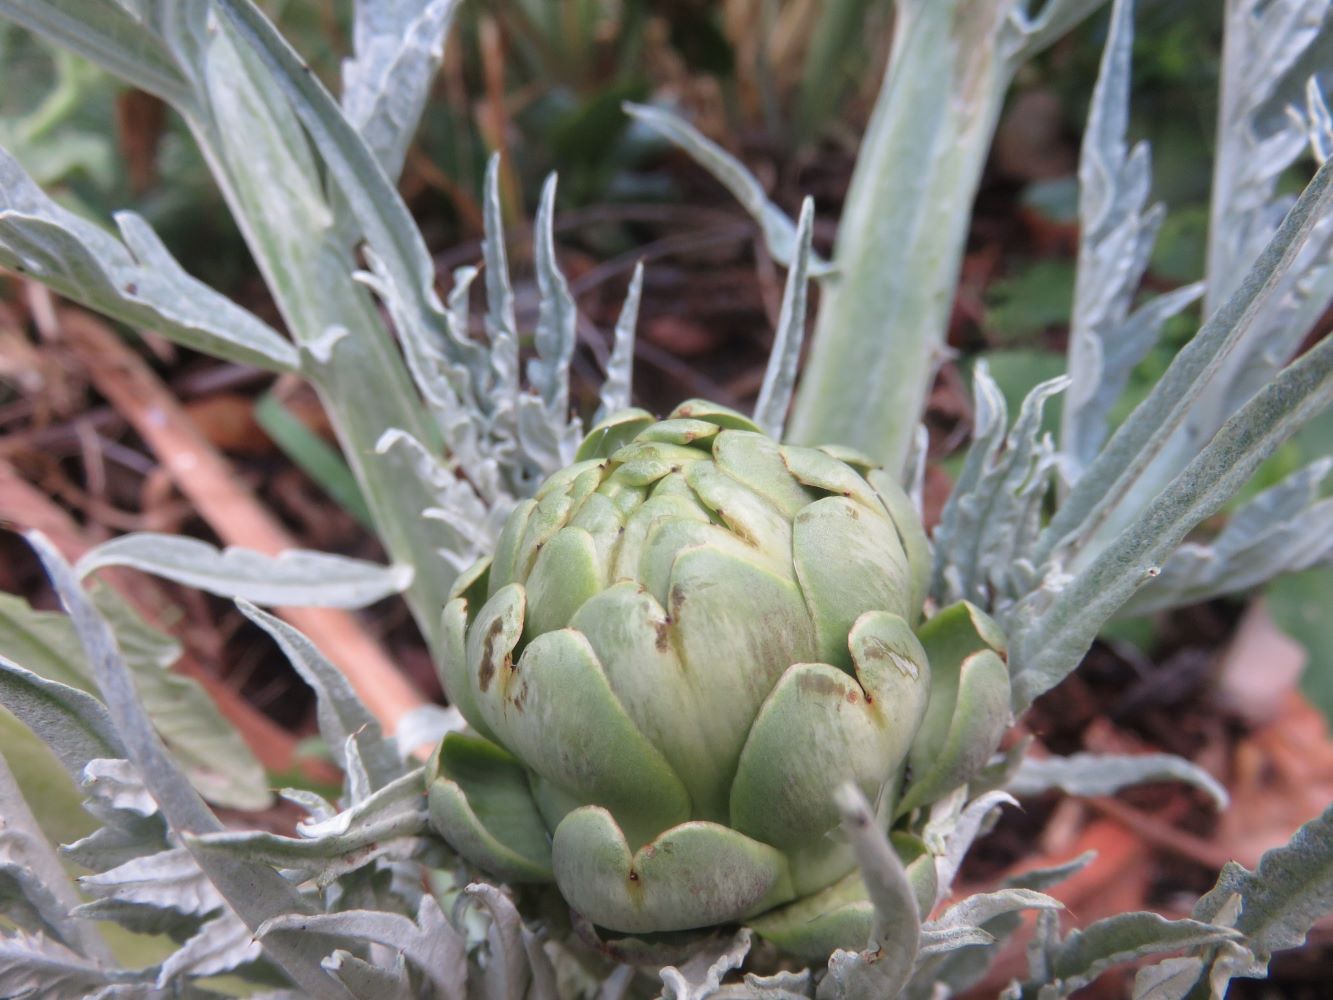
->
left=428, top=401, right=1002, bottom=950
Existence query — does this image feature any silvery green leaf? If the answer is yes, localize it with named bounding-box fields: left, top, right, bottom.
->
left=393, top=703, right=465, bottom=761
left=1062, top=0, right=1204, bottom=474
left=596, top=261, right=644, bottom=422
left=236, top=601, right=403, bottom=790
left=929, top=791, right=1019, bottom=904
left=1207, top=1, right=1331, bottom=316
left=157, top=910, right=262, bottom=987
left=374, top=430, right=494, bottom=574
left=75, top=846, right=223, bottom=929
left=623, top=102, right=833, bottom=276
left=511, top=175, right=585, bottom=481
left=754, top=198, right=816, bottom=441
left=0, top=589, right=268, bottom=810
left=26, top=533, right=338, bottom=997
left=95, top=588, right=270, bottom=810
left=188, top=770, right=428, bottom=885
left=933, top=366, right=1066, bottom=609
left=0, top=752, right=108, bottom=958
left=210, top=0, right=454, bottom=383
left=1001, top=0, right=1113, bottom=62
left=0, top=591, right=89, bottom=689
left=904, top=854, right=1097, bottom=1000
left=1021, top=913, right=1240, bottom=997
left=1120, top=459, right=1333, bottom=615
left=726, top=970, right=813, bottom=1000
left=660, top=929, right=753, bottom=1000
left=0, top=655, right=124, bottom=781
left=925, top=889, right=1063, bottom=942
left=463, top=882, right=559, bottom=1000
left=0, top=0, right=190, bottom=107
left=1193, top=802, right=1333, bottom=975
left=1007, top=752, right=1228, bottom=809
left=0, top=149, right=298, bottom=372
left=77, top=534, right=412, bottom=609
left=481, top=156, right=520, bottom=407
left=341, top=0, right=459, bottom=180
left=325, top=950, right=413, bottom=1000
left=63, top=758, right=169, bottom=876
left=0, top=928, right=110, bottom=1000
left=260, top=894, right=467, bottom=1000
left=818, top=785, right=919, bottom=1000
left=1011, top=311, right=1333, bottom=710
left=1130, top=957, right=1206, bottom=1000
left=1034, top=157, right=1333, bottom=570
left=1306, top=75, right=1333, bottom=161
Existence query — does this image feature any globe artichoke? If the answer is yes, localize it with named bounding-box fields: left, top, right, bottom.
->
left=428, top=401, right=1010, bottom=955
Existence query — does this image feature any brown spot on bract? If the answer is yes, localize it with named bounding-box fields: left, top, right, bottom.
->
left=797, top=672, right=844, bottom=698
left=670, top=585, right=686, bottom=615
left=478, top=617, right=508, bottom=692
left=655, top=619, right=671, bottom=652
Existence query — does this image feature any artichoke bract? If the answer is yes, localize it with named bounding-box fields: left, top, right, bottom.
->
left=428, top=401, right=1009, bottom=952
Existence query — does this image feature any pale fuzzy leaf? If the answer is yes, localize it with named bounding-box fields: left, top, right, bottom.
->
left=1193, top=802, right=1333, bottom=968
left=210, top=0, right=456, bottom=409
left=515, top=175, right=585, bottom=481
left=0, top=1, right=189, bottom=108
left=260, top=895, right=467, bottom=1000
left=0, top=928, right=109, bottom=1000
left=0, top=589, right=268, bottom=810
left=188, top=771, right=429, bottom=884
left=1011, top=327, right=1333, bottom=709
left=904, top=855, right=1096, bottom=1000
left=76, top=846, right=223, bottom=921
left=818, top=785, right=919, bottom=1000
left=325, top=949, right=413, bottom=1000
left=1131, top=956, right=1205, bottom=1000
left=463, top=882, right=560, bottom=1000
left=374, top=429, right=494, bottom=573
left=0, top=150, right=297, bottom=372
left=393, top=703, right=465, bottom=761
left=926, top=889, right=1063, bottom=938
left=1062, top=0, right=1204, bottom=472
left=157, top=910, right=262, bottom=987
left=1030, top=913, right=1239, bottom=996
left=931, top=791, right=1019, bottom=904
left=623, top=102, right=833, bottom=276
left=0, top=654, right=124, bottom=782
left=26, top=533, right=338, bottom=997
left=754, top=198, right=816, bottom=440
left=63, top=758, right=170, bottom=881
left=77, top=534, right=412, bottom=609
left=0, top=752, right=107, bottom=958
left=596, top=261, right=644, bottom=422
left=236, top=601, right=403, bottom=790
left=1034, top=158, right=1333, bottom=569
left=1002, top=0, right=1111, bottom=62
left=934, top=366, right=1066, bottom=609
left=660, top=929, right=753, bottom=1000
left=341, top=0, right=460, bottom=180
left=1207, top=0, right=1332, bottom=314
left=481, top=155, right=520, bottom=391
left=1007, top=752, right=1228, bottom=809
left=1121, top=459, right=1333, bottom=615
left=730, top=970, right=813, bottom=999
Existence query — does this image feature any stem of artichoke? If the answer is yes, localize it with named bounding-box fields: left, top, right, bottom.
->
left=788, top=0, right=1108, bottom=473
left=787, top=1, right=1014, bottom=471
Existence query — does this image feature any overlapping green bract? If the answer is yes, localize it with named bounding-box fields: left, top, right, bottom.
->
left=427, top=403, right=1009, bottom=950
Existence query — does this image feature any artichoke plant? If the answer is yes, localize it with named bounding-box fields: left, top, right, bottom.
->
left=429, top=401, right=1010, bottom=954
